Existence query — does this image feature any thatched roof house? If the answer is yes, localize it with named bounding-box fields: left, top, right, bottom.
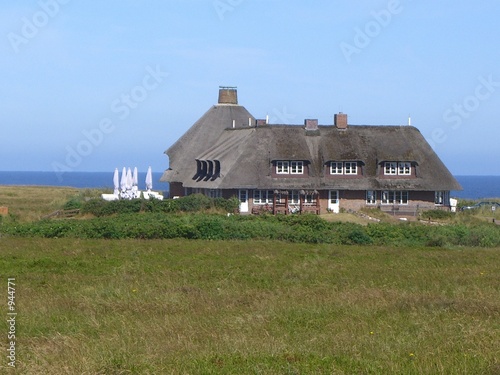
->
left=161, top=87, right=461, bottom=215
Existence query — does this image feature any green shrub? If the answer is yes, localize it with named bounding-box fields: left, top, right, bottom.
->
left=3, top=210, right=499, bottom=248
left=421, top=209, right=453, bottom=220
left=76, top=194, right=237, bottom=217
left=346, top=227, right=372, bottom=245
left=176, top=194, right=212, bottom=212
left=63, top=197, right=82, bottom=210
left=426, top=235, right=446, bottom=247
left=213, top=196, right=240, bottom=213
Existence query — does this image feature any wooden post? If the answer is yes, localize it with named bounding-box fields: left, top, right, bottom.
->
left=273, top=194, right=277, bottom=215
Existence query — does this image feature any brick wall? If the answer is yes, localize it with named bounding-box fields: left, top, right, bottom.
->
left=218, top=88, right=238, bottom=104
left=169, top=182, right=184, bottom=197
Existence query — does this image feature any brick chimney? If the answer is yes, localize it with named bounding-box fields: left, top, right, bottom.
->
left=218, top=86, right=238, bottom=105
left=334, top=112, right=348, bottom=129
left=304, top=119, right=318, bottom=131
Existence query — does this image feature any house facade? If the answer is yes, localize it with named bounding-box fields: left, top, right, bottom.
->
left=161, top=87, right=462, bottom=215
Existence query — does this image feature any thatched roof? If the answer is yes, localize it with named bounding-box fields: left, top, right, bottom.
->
left=161, top=103, right=255, bottom=183
left=162, top=104, right=461, bottom=192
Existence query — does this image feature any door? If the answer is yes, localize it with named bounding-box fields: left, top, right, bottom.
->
left=328, top=190, right=339, bottom=213
left=239, top=190, right=248, bottom=213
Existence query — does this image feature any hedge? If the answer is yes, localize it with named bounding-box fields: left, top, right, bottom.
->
left=2, top=213, right=499, bottom=247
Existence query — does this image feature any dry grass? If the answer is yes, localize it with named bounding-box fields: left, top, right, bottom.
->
left=0, top=238, right=499, bottom=374
left=0, top=186, right=78, bottom=222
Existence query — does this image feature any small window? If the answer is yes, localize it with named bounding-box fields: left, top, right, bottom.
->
left=330, top=162, right=343, bottom=175
left=366, top=190, right=376, bottom=204
left=344, top=162, right=357, bottom=175
left=254, top=190, right=263, bottom=204
left=329, top=190, right=339, bottom=204
left=384, top=162, right=397, bottom=175
left=435, top=191, right=448, bottom=205
left=276, top=161, right=289, bottom=174
left=290, top=161, right=304, bottom=174
left=398, top=162, right=411, bottom=175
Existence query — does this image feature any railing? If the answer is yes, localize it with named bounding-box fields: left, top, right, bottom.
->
left=251, top=203, right=320, bottom=215
left=379, top=205, right=418, bottom=216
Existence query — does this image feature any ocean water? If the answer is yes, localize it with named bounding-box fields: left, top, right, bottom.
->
left=0, top=172, right=498, bottom=200
left=452, top=176, right=500, bottom=200
left=0, top=171, right=170, bottom=194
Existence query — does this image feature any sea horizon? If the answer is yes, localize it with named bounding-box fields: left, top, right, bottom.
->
left=0, top=171, right=499, bottom=200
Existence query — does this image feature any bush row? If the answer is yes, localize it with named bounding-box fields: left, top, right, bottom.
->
left=76, top=194, right=240, bottom=216
left=2, top=213, right=499, bottom=247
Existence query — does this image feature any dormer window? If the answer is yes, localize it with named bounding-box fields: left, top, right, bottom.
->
left=344, top=162, right=357, bottom=175
left=290, top=161, right=303, bottom=174
left=384, top=162, right=411, bottom=176
left=398, top=162, right=411, bottom=175
left=331, top=162, right=343, bottom=174
left=276, top=161, right=289, bottom=174
left=276, top=161, right=304, bottom=175
left=384, top=162, right=397, bottom=175
left=330, top=161, right=358, bottom=175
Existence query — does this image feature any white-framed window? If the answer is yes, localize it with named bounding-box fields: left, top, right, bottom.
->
left=330, top=161, right=358, bottom=175
left=276, top=161, right=289, bottom=174
left=385, top=162, right=412, bottom=175
left=398, top=162, right=411, bottom=175
left=384, top=162, right=397, bottom=175
left=435, top=191, right=448, bottom=205
left=344, top=162, right=358, bottom=175
left=303, top=194, right=317, bottom=204
left=253, top=190, right=264, bottom=204
left=290, top=161, right=304, bottom=174
left=330, top=162, right=343, bottom=175
left=366, top=190, right=377, bottom=204
left=381, top=191, right=409, bottom=205
left=288, top=190, right=300, bottom=204
left=254, top=190, right=274, bottom=204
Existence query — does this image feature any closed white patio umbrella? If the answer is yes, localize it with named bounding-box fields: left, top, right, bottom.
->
left=126, top=168, right=133, bottom=191
left=145, top=166, right=153, bottom=191
left=113, top=168, right=120, bottom=196
left=120, top=167, right=127, bottom=192
left=133, top=167, right=138, bottom=186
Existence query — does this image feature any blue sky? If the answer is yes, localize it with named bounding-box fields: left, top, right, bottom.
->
left=1, top=0, right=499, bottom=176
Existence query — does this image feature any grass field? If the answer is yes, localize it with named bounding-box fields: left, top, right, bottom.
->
left=1, top=238, right=499, bottom=374
left=1, top=186, right=499, bottom=373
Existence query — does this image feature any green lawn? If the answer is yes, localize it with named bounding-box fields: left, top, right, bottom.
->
left=1, top=238, right=499, bottom=374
